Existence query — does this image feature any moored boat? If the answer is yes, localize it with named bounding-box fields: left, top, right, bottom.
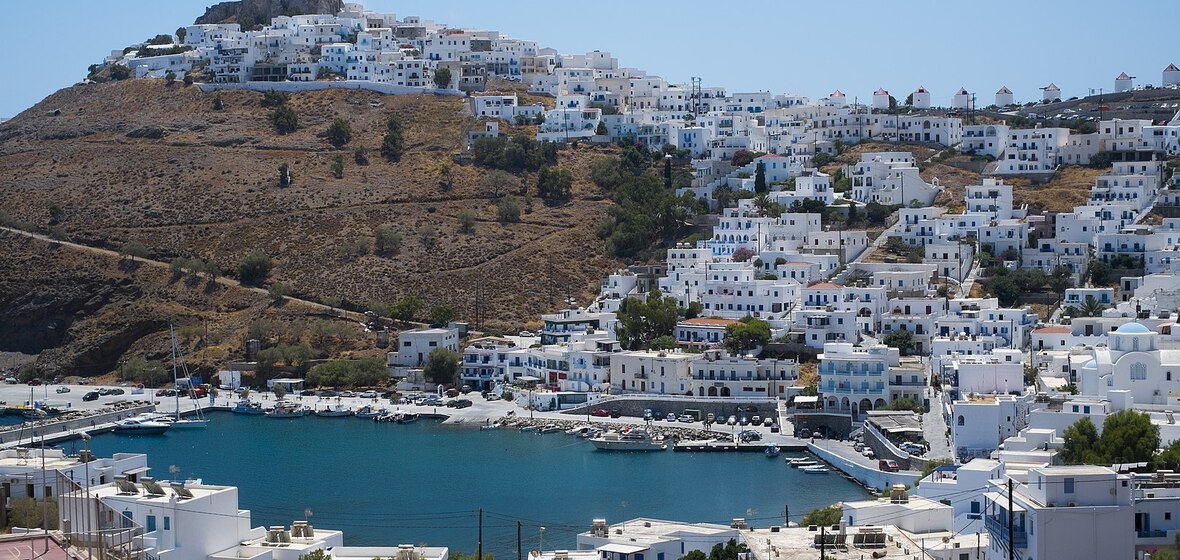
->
left=395, top=412, right=420, bottom=423
left=231, top=401, right=265, bottom=415
left=537, top=425, right=561, bottom=434
left=800, top=465, right=830, bottom=474
left=113, top=417, right=171, bottom=435
left=316, top=404, right=354, bottom=417
left=355, top=406, right=385, bottom=419
left=589, top=429, right=667, bottom=451
left=265, top=402, right=308, bottom=418
left=765, top=444, right=780, bottom=457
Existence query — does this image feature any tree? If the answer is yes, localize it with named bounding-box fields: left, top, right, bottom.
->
left=381, top=114, right=404, bottom=161
left=271, top=105, right=298, bottom=134
left=1088, top=259, right=1111, bottom=286
left=615, top=290, right=681, bottom=350
left=753, top=162, right=767, bottom=194
left=731, top=247, right=755, bottom=262
left=801, top=506, right=841, bottom=527
left=391, top=296, right=423, bottom=322
left=1049, top=265, right=1073, bottom=294
left=353, top=146, right=370, bottom=165
left=164, top=70, right=176, bottom=86
left=424, top=347, right=459, bottom=385
left=325, top=118, right=352, bottom=148
left=724, top=318, right=771, bottom=355
left=680, top=551, right=707, bottom=560
left=120, top=240, right=149, bottom=261
left=260, top=90, right=288, bottom=107
left=1099, top=409, right=1158, bottom=464
left=1079, top=295, right=1106, bottom=317
left=457, top=209, right=476, bottom=234
left=497, top=195, right=522, bottom=223
left=331, top=155, right=344, bottom=179
left=438, top=162, right=454, bottom=191
left=175, top=27, right=187, bottom=43
left=433, top=66, right=452, bottom=89
left=374, top=225, right=401, bottom=255
left=1156, top=439, right=1180, bottom=471
left=238, top=250, right=272, bottom=286
left=278, top=163, right=293, bottom=187
left=483, top=170, right=515, bottom=198
left=537, top=166, right=573, bottom=200
left=731, top=150, right=756, bottom=167
left=883, top=329, right=914, bottom=355
left=596, top=120, right=608, bottom=136
left=429, top=304, right=456, bottom=326
left=419, top=224, right=437, bottom=249
left=183, top=73, right=194, bottom=86
left=109, top=64, right=131, bottom=80
left=268, top=282, right=293, bottom=301
left=212, top=96, right=224, bottom=110
left=650, top=335, right=678, bottom=350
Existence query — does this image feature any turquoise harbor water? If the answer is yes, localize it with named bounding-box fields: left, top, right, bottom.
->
left=80, top=412, right=868, bottom=557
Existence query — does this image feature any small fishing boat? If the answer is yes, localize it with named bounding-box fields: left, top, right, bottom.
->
left=355, top=406, right=385, bottom=419
left=395, top=412, right=419, bottom=423
left=537, top=425, right=561, bottom=434
left=566, top=425, right=593, bottom=436
left=765, top=444, right=780, bottom=457
left=787, top=458, right=818, bottom=468
left=231, top=401, right=265, bottom=415
left=519, top=425, right=538, bottom=432
left=113, top=417, right=171, bottom=435
left=316, top=404, right=354, bottom=417
left=479, top=421, right=501, bottom=430
left=265, top=401, right=308, bottom=418
left=800, top=465, right=830, bottom=474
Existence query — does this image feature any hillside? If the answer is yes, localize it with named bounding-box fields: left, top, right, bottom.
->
left=0, top=80, right=623, bottom=374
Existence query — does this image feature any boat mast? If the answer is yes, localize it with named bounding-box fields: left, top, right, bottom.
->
left=170, top=324, right=180, bottom=420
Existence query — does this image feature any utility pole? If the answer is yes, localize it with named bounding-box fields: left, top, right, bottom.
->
left=819, top=524, right=826, bottom=559
left=477, top=508, right=484, bottom=560
left=1007, top=478, right=1015, bottom=560
left=784, top=504, right=789, bottom=527
left=517, top=521, right=522, bottom=560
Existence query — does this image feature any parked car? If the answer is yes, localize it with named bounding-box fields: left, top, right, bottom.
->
left=706, top=413, right=715, bottom=423
left=453, top=399, right=473, bottom=409
left=738, top=416, right=750, bottom=426
left=359, top=390, right=378, bottom=399
left=319, top=390, right=338, bottom=397
left=3, top=377, right=17, bottom=384
left=677, top=414, right=695, bottom=423
left=108, top=388, right=125, bottom=395
left=518, top=331, right=535, bottom=337
left=55, top=386, right=71, bottom=394
left=300, top=390, right=316, bottom=396
left=609, top=410, right=622, bottom=418
left=738, top=430, right=761, bottom=442
left=751, top=415, right=761, bottom=425
left=27, top=379, right=41, bottom=386
left=863, top=448, right=875, bottom=459
left=643, top=409, right=653, bottom=420
left=97, top=388, right=114, bottom=396
left=727, top=415, right=738, bottom=425
left=82, top=391, right=100, bottom=402
left=665, top=412, right=677, bottom=421
left=590, top=409, right=611, bottom=417
left=762, top=417, right=774, bottom=427
left=797, top=428, right=811, bottom=438
left=879, top=459, right=900, bottom=472
left=900, top=442, right=928, bottom=456
left=485, top=394, right=500, bottom=401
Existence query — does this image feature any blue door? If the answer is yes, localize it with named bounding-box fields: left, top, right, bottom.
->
left=146, top=515, right=157, bottom=533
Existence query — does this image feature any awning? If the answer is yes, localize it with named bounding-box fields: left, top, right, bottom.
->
left=516, top=376, right=542, bottom=383
left=597, top=544, right=650, bottom=555
left=794, top=396, right=820, bottom=404
left=123, top=467, right=150, bottom=476
left=982, top=492, right=1025, bottom=512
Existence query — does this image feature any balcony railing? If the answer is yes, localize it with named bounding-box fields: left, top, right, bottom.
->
left=985, top=514, right=1027, bottom=549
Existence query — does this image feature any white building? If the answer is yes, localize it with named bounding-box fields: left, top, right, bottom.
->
left=872, top=88, right=891, bottom=110
left=1041, top=83, right=1061, bottom=102
left=984, top=466, right=1133, bottom=560
left=911, top=86, right=931, bottom=109
left=961, top=123, right=1009, bottom=159
left=995, top=86, right=1014, bottom=107
left=950, top=87, right=970, bottom=110
left=392, top=328, right=459, bottom=368
left=689, top=350, right=797, bottom=398
left=1165, top=64, right=1180, bottom=87
left=1115, top=72, right=1134, bottom=93
left=576, top=518, right=740, bottom=560
left=610, top=350, right=696, bottom=395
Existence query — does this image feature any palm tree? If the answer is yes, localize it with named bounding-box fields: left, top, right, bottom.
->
left=1079, top=295, right=1105, bottom=317
left=753, top=193, right=770, bottom=215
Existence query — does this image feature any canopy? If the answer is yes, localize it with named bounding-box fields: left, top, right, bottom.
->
left=794, top=396, right=820, bottom=404
left=597, top=544, right=650, bottom=555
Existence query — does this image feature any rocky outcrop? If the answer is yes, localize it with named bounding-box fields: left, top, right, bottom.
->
left=195, top=0, right=344, bottom=25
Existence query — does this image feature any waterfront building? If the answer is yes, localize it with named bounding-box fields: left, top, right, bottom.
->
left=0, top=448, right=147, bottom=501
left=392, top=328, right=460, bottom=368
left=689, top=350, right=797, bottom=398
left=540, top=308, right=617, bottom=346
left=610, top=350, right=696, bottom=395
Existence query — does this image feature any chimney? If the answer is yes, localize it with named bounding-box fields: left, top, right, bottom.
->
left=890, top=484, right=909, bottom=504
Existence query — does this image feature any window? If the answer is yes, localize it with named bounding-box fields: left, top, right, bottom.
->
left=1064, top=477, right=1075, bottom=494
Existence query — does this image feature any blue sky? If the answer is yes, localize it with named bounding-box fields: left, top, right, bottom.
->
left=1, top=0, right=1177, bottom=118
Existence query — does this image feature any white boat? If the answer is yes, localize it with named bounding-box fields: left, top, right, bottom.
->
left=316, top=404, right=354, bottom=417
left=765, top=444, right=780, bottom=457
left=787, top=458, right=818, bottom=468
left=266, top=402, right=308, bottom=418
left=566, top=425, right=593, bottom=436
left=168, top=324, right=208, bottom=429
left=113, top=417, right=171, bottom=435
left=589, top=429, right=667, bottom=451
left=355, top=406, right=385, bottom=419
left=800, top=465, right=830, bottom=474
left=395, top=412, right=420, bottom=423
left=479, top=422, right=501, bottom=430
left=231, top=401, right=265, bottom=415
left=537, top=425, right=561, bottom=434
left=519, top=425, right=538, bottom=432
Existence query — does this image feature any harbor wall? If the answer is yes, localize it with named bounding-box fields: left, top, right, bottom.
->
left=807, top=442, right=920, bottom=491
left=0, top=405, right=156, bottom=448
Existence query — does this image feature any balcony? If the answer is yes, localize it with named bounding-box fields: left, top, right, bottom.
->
left=985, top=513, right=1027, bottom=549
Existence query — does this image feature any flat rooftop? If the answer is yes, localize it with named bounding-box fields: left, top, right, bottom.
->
left=739, top=526, right=918, bottom=560
left=581, top=518, right=735, bottom=545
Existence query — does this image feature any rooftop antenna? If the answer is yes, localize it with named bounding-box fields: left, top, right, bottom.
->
left=691, top=76, right=702, bottom=117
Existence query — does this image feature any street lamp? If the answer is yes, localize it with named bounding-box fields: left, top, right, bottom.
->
left=539, top=526, right=546, bottom=552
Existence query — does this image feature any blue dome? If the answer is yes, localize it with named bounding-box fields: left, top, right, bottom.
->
left=1115, top=322, right=1151, bottom=334
left=1082, top=359, right=1098, bottom=370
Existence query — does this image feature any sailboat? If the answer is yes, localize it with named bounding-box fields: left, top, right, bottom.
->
left=168, top=324, right=208, bottom=429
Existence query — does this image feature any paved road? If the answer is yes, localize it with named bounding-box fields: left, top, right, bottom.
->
left=921, top=386, right=953, bottom=461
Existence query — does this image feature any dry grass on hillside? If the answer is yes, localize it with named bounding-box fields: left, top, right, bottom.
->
left=1010, top=166, right=1103, bottom=214
left=0, top=80, right=623, bottom=336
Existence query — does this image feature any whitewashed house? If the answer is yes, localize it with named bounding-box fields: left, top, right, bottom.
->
left=1115, top=71, right=1134, bottom=93
left=951, top=87, right=970, bottom=110
left=1041, top=82, right=1061, bottom=102
left=995, top=86, right=1014, bottom=107
left=911, top=86, right=931, bottom=109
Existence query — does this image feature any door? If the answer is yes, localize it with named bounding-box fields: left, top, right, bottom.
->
left=146, top=515, right=157, bottom=533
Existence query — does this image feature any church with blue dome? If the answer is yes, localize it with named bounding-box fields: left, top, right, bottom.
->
left=1075, top=321, right=1180, bottom=404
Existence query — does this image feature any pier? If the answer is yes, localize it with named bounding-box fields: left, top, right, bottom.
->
left=0, top=404, right=156, bottom=449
